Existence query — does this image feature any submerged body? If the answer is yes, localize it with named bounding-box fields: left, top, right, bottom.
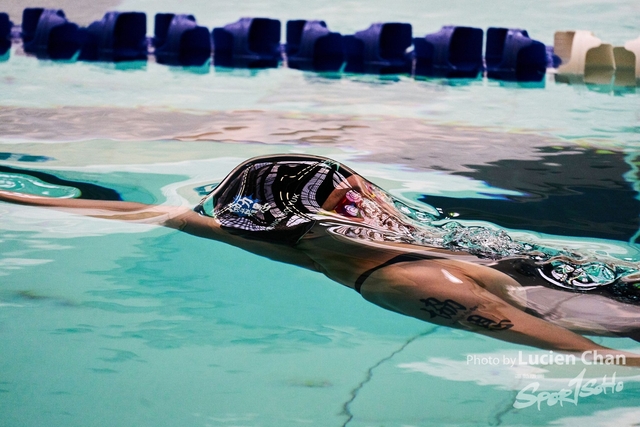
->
left=1, top=154, right=639, bottom=363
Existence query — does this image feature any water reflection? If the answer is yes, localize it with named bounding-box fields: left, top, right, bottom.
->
left=167, top=61, right=211, bottom=75
left=423, top=147, right=640, bottom=241
left=0, top=164, right=121, bottom=200
left=0, top=152, right=53, bottom=162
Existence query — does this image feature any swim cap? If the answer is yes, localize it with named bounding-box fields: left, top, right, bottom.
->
left=195, top=154, right=354, bottom=245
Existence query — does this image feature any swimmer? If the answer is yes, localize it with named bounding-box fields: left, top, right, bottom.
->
left=1, top=154, right=639, bottom=365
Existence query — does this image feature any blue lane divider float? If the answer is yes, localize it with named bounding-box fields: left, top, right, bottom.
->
left=344, top=22, right=412, bottom=74
left=546, top=45, right=561, bottom=69
left=286, top=20, right=344, bottom=72
left=154, top=13, right=211, bottom=66
left=3, top=6, right=639, bottom=89
left=21, top=8, right=83, bottom=59
left=414, top=26, right=483, bottom=78
left=485, top=28, right=547, bottom=82
left=0, top=13, right=12, bottom=55
left=212, top=17, right=281, bottom=68
left=79, top=12, right=147, bottom=62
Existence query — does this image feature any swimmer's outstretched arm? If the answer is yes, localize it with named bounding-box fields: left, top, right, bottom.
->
left=0, top=190, right=318, bottom=268
left=0, top=190, right=212, bottom=235
left=360, top=262, right=640, bottom=366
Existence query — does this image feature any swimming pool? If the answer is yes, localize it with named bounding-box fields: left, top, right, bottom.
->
left=1, top=0, right=639, bottom=426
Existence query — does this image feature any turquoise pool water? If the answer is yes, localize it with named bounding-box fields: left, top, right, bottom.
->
left=1, top=1, right=640, bottom=426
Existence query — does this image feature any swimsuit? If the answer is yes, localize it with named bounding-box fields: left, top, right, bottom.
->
left=354, top=252, right=437, bottom=293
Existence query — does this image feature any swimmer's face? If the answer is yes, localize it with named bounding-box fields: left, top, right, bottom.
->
left=321, top=175, right=415, bottom=234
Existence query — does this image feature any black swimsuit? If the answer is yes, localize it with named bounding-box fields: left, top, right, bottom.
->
left=354, top=252, right=437, bottom=293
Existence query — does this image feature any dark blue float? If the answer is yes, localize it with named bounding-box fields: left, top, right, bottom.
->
left=79, top=11, right=147, bottom=62
left=1, top=8, right=561, bottom=85
left=344, top=22, right=412, bottom=74
left=21, top=8, right=82, bottom=59
left=413, top=26, right=483, bottom=78
left=485, top=28, right=547, bottom=82
left=286, top=20, right=344, bottom=72
left=0, top=13, right=12, bottom=56
left=212, top=17, right=281, bottom=68
left=545, top=45, right=561, bottom=69
left=154, top=13, right=211, bottom=66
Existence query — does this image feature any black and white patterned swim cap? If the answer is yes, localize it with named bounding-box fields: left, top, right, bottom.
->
left=195, top=154, right=354, bottom=245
